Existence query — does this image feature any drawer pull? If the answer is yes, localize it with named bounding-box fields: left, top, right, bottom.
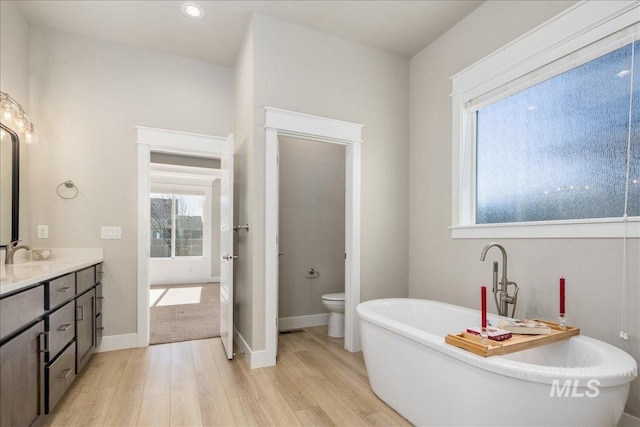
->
left=97, top=327, right=105, bottom=331
left=58, top=287, right=72, bottom=293
left=97, top=296, right=105, bottom=300
left=39, top=332, right=50, bottom=353
left=76, top=306, right=84, bottom=321
left=59, top=369, right=73, bottom=379
left=58, top=324, right=72, bottom=332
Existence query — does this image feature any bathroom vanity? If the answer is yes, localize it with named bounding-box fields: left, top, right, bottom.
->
left=0, top=257, right=103, bottom=426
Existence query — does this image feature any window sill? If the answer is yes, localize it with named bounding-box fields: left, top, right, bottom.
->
left=450, top=217, right=640, bottom=239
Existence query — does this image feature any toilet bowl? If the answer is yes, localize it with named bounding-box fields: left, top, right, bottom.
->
left=321, top=292, right=345, bottom=338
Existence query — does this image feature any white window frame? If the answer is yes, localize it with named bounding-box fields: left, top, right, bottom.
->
left=150, top=184, right=211, bottom=259
left=450, top=1, right=640, bottom=239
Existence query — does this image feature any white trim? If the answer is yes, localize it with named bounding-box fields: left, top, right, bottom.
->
left=452, top=217, right=640, bottom=239
left=451, top=1, right=640, bottom=238
left=233, top=328, right=271, bottom=369
left=137, top=144, right=151, bottom=347
left=137, top=126, right=227, bottom=156
left=264, top=107, right=363, bottom=369
left=618, top=412, right=640, bottom=427
left=96, top=333, right=138, bottom=352
left=265, top=107, right=363, bottom=143
left=278, top=313, right=330, bottom=331
left=136, top=127, right=228, bottom=348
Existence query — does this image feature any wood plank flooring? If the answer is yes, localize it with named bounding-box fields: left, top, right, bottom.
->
left=45, top=326, right=410, bottom=427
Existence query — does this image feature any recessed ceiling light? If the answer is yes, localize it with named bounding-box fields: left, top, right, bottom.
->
left=182, top=3, right=203, bottom=18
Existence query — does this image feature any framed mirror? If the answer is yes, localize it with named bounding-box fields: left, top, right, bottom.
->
left=0, top=123, right=19, bottom=247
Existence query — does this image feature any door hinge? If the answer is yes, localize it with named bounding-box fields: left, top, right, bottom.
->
left=345, top=253, right=347, bottom=259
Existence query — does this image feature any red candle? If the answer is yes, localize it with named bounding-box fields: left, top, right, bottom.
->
left=560, top=277, right=565, bottom=315
left=481, top=285, right=487, bottom=328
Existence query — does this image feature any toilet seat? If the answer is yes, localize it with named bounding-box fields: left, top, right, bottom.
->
left=322, top=292, right=345, bottom=302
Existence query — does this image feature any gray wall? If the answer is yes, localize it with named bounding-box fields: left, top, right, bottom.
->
left=278, top=137, right=345, bottom=319
left=233, top=13, right=410, bottom=350
left=409, top=0, right=639, bottom=417
left=27, top=25, right=234, bottom=337
left=0, top=1, right=31, bottom=246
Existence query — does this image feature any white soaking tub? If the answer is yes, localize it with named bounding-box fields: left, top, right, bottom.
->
left=357, top=298, right=637, bottom=427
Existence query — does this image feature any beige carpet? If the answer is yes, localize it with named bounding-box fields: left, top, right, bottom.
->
left=149, top=282, right=220, bottom=345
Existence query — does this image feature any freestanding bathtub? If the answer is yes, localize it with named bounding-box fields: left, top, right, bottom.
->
left=357, top=298, right=637, bottom=427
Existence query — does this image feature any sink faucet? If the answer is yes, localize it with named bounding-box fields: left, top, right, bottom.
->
left=480, top=242, right=519, bottom=317
left=5, top=240, right=31, bottom=265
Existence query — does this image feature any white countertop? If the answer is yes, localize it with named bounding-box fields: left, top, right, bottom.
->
left=0, top=248, right=103, bottom=296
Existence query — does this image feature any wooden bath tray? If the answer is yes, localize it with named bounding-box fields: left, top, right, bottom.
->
left=445, top=320, right=580, bottom=357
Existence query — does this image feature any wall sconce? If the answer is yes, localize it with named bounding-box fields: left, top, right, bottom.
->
left=0, top=91, right=36, bottom=144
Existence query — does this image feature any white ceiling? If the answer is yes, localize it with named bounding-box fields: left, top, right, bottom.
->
left=16, top=1, right=483, bottom=67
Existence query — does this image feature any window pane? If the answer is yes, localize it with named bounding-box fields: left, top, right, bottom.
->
left=175, top=194, right=204, bottom=256
left=476, top=43, right=635, bottom=224
left=150, top=194, right=172, bottom=258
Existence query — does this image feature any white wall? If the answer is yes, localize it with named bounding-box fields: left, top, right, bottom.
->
left=278, top=137, right=345, bottom=319
left=234, top=14, right=410, bottom=351
left=409, top=0, right=639, bottom=418
left=233, top=21, right=256, bottom=348
left=28, top=25, right=234, bottom=338
left=0, top=1, right=31, bottom=246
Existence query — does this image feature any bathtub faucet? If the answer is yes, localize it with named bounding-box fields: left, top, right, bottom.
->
left=480, top=242, right=519, bottom=317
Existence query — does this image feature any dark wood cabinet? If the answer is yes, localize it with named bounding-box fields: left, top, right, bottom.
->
left=0, top=320, right=45, bottom=427
left=0, top=261, right=103, bottom=423
left=75, top=289, right=95, bottom=373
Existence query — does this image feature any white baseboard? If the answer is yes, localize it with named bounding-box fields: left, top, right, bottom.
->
left=279, top=313, right=329, bottom=331
left=618, top=412, right=640, bottom=427
left=233, top=328, right=275, bottom=369
left=97, top=333, right=138, bottom=352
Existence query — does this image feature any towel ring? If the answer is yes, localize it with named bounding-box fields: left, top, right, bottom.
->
left=56, top=180, right=79, bottom=199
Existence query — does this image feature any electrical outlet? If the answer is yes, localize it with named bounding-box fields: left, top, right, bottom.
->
left=101, top=226, right=122, bottom=239
left=37, top=225, right=48, bottom=238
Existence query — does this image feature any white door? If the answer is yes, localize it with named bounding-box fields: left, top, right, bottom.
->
left=220, top=134, right=234, bottom=359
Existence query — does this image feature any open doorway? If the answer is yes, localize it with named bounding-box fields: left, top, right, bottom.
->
left=148, top=154, right=221, bottom=344
left=277, top=137, right=346, bottom=344
left=136, top=127, right=235, bottom=358
left=261, top=107, right=362, bottom=369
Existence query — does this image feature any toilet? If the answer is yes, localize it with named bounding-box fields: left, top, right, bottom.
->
left=321, top=292, right=345, bottom=338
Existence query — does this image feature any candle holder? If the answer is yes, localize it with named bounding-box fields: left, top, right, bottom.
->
left=558, top=314, right=567, bottom=331
left=480, top=326, right=489, bottom=346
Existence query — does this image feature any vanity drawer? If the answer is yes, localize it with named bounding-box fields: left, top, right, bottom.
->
left=46, top=301, right=75, bottom=361
left=96, top=313, right=103, bottom=348
left=76, top=266, right=96, bottom=294
left=95, top=283, right=103, bottom=315
left=46, top=342, right=76, bottom=414
left=47, top=273, right=75, bottom=310
left=96, top=263, right=103, bottom=283
left=0, top=286, right=44, bottom=341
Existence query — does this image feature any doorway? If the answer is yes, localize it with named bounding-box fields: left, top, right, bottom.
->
left=263, top=107, right=363, bottom=368
left=277, top=137, right=346, bottom=341
left=135, top=127, right=235, bottom=358
left=148, top=155, right=220, bottom=344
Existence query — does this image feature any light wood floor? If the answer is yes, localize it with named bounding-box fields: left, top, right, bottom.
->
left=45, top=326, right=410, bottom=426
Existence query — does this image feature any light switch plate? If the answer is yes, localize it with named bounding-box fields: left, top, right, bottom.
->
left=101, top=226, right=122, bottom=239
left=37, top=225, right=48, bottom=239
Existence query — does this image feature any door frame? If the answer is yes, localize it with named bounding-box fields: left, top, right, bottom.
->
left=264, top=107, right=363, bottom=366
left=135, top=126, right=229, bottom=347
